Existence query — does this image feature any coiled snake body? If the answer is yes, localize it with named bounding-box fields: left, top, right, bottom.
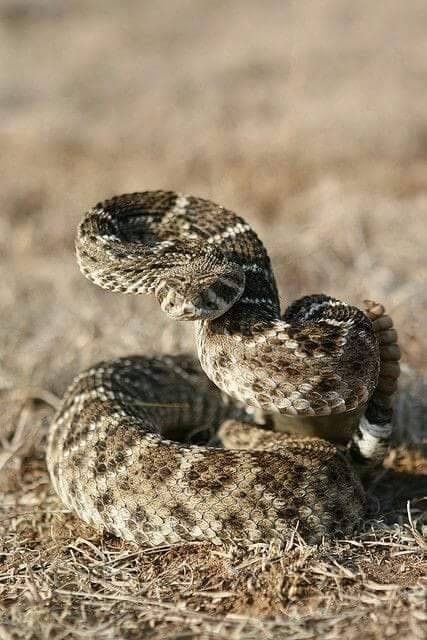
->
left=48, top=192, right=400, bottom=546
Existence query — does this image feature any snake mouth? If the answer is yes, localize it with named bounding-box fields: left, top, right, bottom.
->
left=155, top=280, right=240, bottom=321
left=159, top=288, right=199, bottom=320
left=155, top=282, right=203, bottom=320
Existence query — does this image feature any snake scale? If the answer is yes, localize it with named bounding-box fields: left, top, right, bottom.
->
left=47, top=191, right=400, bottom=546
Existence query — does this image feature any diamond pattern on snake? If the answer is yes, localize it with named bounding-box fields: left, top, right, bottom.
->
left=47, top=191, right=400, bottom=546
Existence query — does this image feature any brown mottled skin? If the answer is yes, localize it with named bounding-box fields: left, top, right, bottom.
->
left=47, top=192, right=400, bottom=546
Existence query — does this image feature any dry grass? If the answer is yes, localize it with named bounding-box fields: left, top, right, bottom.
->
left=1, top=1, right=426, bottom=638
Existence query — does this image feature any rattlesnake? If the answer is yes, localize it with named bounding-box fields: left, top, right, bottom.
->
left=47, top=191, right=400, bottom=546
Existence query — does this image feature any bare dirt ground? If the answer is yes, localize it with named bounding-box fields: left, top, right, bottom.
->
left=1, top=1, right=426, bottom=638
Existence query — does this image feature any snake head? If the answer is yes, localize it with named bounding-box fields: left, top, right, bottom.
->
left=155, top=268, right=245, bottom=321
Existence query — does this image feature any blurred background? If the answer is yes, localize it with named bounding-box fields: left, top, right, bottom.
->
left=1, top=0, right=426, bottom=401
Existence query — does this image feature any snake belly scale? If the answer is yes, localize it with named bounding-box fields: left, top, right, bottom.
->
left=47, top=191, right=399, bottom=546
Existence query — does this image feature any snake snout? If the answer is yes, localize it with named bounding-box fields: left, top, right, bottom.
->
left=156, top=278, right=236, bottom=321
left=156, top=283, right=199, bottom=320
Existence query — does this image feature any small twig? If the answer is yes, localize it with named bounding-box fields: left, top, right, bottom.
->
left=0, top=386, right=61, bottom=410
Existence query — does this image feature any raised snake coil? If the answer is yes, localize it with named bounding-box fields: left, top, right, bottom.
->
left=47, top=192, right=400, bottom=546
